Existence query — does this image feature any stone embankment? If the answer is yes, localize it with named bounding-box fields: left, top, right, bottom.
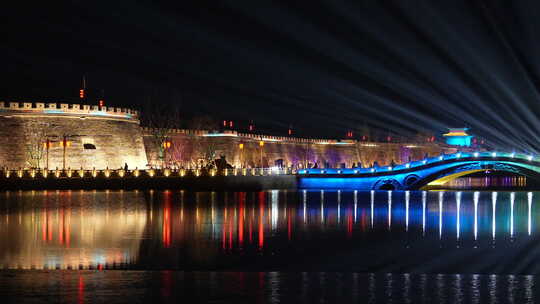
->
left=0, top=168, right=297, bottom=190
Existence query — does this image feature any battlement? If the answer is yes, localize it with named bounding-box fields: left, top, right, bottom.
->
left=141, top=128, right=361, bottom=145
left=0, top=101, right=139, bottom=120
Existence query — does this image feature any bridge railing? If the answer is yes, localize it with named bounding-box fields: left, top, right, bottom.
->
left=297, top=151, right=536, bottom=175
left=0, top=167, right=296, bottom=179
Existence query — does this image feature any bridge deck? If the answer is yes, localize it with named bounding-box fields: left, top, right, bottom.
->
left=297, top=151, right=539, bottom=190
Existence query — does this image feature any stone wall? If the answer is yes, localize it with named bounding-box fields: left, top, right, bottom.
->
left=0, top=102, right=147, bottom=169
left=0, top=102, right=466, bottom=170
left=143, top=129, right=459, bottom=169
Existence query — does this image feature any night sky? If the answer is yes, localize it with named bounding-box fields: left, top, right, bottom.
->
left=2, top=1, right=540, bottom=151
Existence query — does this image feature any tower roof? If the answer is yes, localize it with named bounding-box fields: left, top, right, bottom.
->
left=443, top=128, right=470, bottom=137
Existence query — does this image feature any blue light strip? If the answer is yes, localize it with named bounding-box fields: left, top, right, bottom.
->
left=298, top=151, right=537, bottom=176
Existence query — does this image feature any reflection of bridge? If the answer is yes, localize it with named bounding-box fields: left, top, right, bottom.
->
left=298, top=152, right=540, bottom=190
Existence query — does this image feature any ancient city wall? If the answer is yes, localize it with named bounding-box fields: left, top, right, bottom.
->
left=0, top=102, right=147, bottom=169
left=0, top=101, right=464, bottom=170
left=143, top=129, right=459, bottom=169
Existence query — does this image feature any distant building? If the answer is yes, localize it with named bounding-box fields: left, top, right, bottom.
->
left=443, top=128, right=473, bottom=147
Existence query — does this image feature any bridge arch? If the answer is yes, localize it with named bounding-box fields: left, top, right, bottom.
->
left=372, top=179, right=402, bottom=191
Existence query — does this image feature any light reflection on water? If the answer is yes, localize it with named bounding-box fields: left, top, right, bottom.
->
left=0, top=271, right=537, bottom=304
left=1, top=189, right=540, bottom=272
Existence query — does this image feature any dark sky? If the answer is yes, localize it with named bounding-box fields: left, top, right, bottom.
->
left=2, top=1, right=540, bottom=151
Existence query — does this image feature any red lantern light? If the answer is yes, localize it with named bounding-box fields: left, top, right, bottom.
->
left=79, top=89, right=85, bottom=99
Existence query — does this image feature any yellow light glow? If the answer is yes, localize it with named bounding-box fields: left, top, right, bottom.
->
left=239, top=143, right=244, bottom=150
left=259, top=140, right=264, bottom=147
left=443, top=132, right=469, bottom=136
left=425, top=169, right=484, bottom=187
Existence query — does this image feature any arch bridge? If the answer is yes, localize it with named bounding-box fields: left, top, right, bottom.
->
left=297, top=152, right=540, bottom=190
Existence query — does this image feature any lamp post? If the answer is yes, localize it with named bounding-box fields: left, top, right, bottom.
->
left=162, top=139, right=172, bottom=168
left=43, top=139, right=52, bottom=169
left=238, top=143, right=244, bottom=168
left=59, top=135, right=72, bottom=170
left=259, top=140, right=265, bottom=168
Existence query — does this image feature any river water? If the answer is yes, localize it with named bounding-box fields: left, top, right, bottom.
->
left=1, top=187, right=540, bottom=302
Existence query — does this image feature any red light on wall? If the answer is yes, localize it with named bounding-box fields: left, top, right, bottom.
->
left=229, top=121, right=233, bottom=128
left=288, top=129, right=292, bottom=136
left=79, top=89, right=85, bottom=99
left=99, top=99, right=104, bottom=107
left=249, top=124, right=253, bottom=131
left=362, top=136, right=366, bottom=141
left=223, top=120, right=227, bottom=127
left=387, top=136, right=392, bottom=142
left=346, top=131, right=353, bottom=138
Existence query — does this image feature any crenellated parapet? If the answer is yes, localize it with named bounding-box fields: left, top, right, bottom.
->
left=0, top=101, right=139, bottom=122
left=141, top=128, right=360, bottom=145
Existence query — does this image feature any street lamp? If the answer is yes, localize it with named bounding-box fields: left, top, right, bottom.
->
left=238, top=143, right=244, bottom=168
left=59, top=135, right=72, bottom=170
left=162, top=139, right=172, bottom=168
left=43, top=139, right=52, bottom=169
left=259, top=140, right=265, bottom=168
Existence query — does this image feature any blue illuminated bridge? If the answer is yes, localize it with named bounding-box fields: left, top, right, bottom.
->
left=297, top=152, right=540, bottom=190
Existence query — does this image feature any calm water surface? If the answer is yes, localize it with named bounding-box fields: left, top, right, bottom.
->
left=2, top=188, right=540, bottom=303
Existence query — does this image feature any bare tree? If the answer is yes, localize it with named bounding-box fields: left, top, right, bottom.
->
left=196, top=138, right=217, bottom=168
left=168, top=136, right=194, bottom=168
left=140, top=102, right=182, bottom=168
left=24, top=123, right=47, bottom=169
